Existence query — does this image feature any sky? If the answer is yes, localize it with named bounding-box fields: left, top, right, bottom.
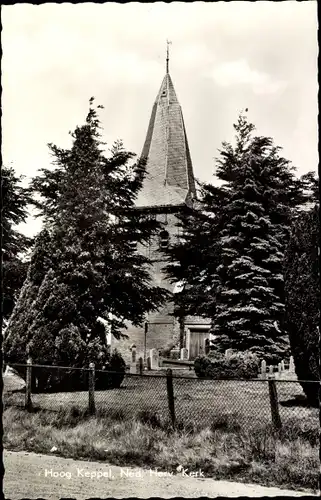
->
left=2, top=2, right=318, bottom=236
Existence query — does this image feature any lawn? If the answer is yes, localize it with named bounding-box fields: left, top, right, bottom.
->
left=4, top=369, right=319, bottom=492
left=4, top=371, right=318, bottom=433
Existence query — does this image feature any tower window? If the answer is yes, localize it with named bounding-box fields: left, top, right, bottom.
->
left=159, top=230, right=169, bottom=250
left=129, top=240, right=137, bottom=252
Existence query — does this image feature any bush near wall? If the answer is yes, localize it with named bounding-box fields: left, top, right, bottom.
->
left=29, top=349, right=126, bottom=393
left=194, top=351, right=260, bottom=379
left=95, top=350, right=126, bottom=390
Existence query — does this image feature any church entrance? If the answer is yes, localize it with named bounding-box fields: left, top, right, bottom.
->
left=186, top=326, right=211, bottom=360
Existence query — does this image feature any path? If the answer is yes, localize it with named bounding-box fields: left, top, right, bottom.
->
left=4, top=450, right=316, bottom=499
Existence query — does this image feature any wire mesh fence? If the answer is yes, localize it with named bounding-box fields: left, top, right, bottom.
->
left=3, top=362, right=319, bottom=434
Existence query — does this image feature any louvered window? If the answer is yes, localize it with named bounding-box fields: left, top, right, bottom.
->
left=129, top=240, right=137, bottom=251
left=159, top=230, right=170, bottom=250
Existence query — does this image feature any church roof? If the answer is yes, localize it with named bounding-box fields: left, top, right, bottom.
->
left=135, top=70, right=196, bottom=209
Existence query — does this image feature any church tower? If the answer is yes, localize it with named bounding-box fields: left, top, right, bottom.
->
left=115, top=46, right=210, bottom=363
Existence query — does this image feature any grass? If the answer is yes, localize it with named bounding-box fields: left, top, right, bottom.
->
left=3, top=405, right=319, bottom=493
left=5, top=374, right=318, bottom=431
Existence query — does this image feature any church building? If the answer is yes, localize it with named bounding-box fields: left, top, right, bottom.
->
left=114, top=48, right=211, bottom=363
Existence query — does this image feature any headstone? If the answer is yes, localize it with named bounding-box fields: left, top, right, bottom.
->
left=150, top=348, right=159, bottom=370
left=225, top=348, right=233, bottom=359
left=205, top=338, right=210, bottom=355
left=289, top=356, right=295, bottom=373
left=281, top=360, right=285, bottom=371
left=278, top=363, right=282, bottom=374
left=268, top=365, right=274, bottom=377
left=146, top=356, right=151, bottom=371
left=180, top=348, right=188, bottom=360
left=129, top=362, right=137, bottom=374
left=131, top=346, right=137, bottom=364
left=261, top=360, right=267, bottom=378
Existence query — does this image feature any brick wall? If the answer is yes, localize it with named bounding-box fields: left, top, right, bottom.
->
left=116, top=211, right=180, bottom=362
left=115, top=210, right=211, bottom=363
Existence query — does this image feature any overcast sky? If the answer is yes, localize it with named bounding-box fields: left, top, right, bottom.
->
left=2, top=2, right=318, bottom=236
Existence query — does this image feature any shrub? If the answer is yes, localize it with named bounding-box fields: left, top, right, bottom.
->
left=194, top=351, right=260, bottom=379
left=95, top=349, right=126, bottom=390
left=28, top=348, right=126, bottom=393
left=159, top=342, right=176, bottom=359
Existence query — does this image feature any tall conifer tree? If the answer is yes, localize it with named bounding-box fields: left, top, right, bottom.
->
left=165, top=112, right=307, bottom=361
left=4, top=100, right=169, bottom=371
left=1, top=166, right=33, bottom=320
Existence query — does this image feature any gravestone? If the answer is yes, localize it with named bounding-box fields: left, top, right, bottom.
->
left=146, top=356, right=151, bottom=371
left=261, top=360, right=267, bottom=379
left=180, top=348, right=188, bottom=360
left=205, top=338, right=210, bottom=355
left=131, top=346, right=137, bottom=364
left=150, top=349, right=159, bottom=370
left=289, top=356, right=295, bottom=373
left=278, top=363, right=282, bottom=374
left=281, top=360, right=285, bottom=371
left=129, top=362, right=137, bottom=375
left=268, top=365, right=274, bottom=377
left=225, top=349, right=233, bottom=359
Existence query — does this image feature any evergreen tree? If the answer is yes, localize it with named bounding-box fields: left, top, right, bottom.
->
left=284, top=205, right=319, bottom=406
left=164, top=183, right=226, bottom=321
left=300, top=170, right=319, bottom=206
left=165, top=112, right=305, bottom=361
left=4, top=101, right=169, bottom=377
left=1, top=166, right=33, bottom=320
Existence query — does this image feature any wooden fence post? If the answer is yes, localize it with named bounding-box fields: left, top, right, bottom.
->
left=25, top=357, right=33, bottom=411
left=88, top=362, right=96, bottom=415
left=166, top=368, right=175, bottom=428
left=268, top=377, right=282, bottom=430
left=139, top=357, right=143, bottom=376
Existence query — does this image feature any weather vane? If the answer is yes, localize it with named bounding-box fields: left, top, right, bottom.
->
left=166, top=40, right=172, bottom=73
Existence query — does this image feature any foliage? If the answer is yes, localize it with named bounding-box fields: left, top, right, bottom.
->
left=284, top=205, right=320, bottom=406
left=95, top=349, right=126, bottom=390
left=165, top=111, right=308, bottom=361
left=1, top=166, right=33, bottom=319
left=30, top=348, right=126, bottom=393
left=194, top=351, right=260, bottom=379
left=300, top=170, right=319, bottom=205
left=159, top=342, right=176, bottom=358
left=3, top=100, right=169, bottom=376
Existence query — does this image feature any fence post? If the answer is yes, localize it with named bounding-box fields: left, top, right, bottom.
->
left=88, top=362, right=96, bottom=415
left=268, top=376, right=282, bottom=430
left=25, top=357, right=33, bottom=411
left=166, top=368, right=175, bottom=428
left=139, top=357, right=143, bottom=376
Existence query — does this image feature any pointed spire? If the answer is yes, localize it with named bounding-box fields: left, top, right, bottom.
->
left=136, top=54, right=196, bottom=209
left=166, top=40, right=172, bottom=74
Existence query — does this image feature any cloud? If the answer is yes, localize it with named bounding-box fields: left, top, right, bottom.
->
left=174, top=42, right=215, bottom=69
left=209, top=59, right=287, bottom=95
